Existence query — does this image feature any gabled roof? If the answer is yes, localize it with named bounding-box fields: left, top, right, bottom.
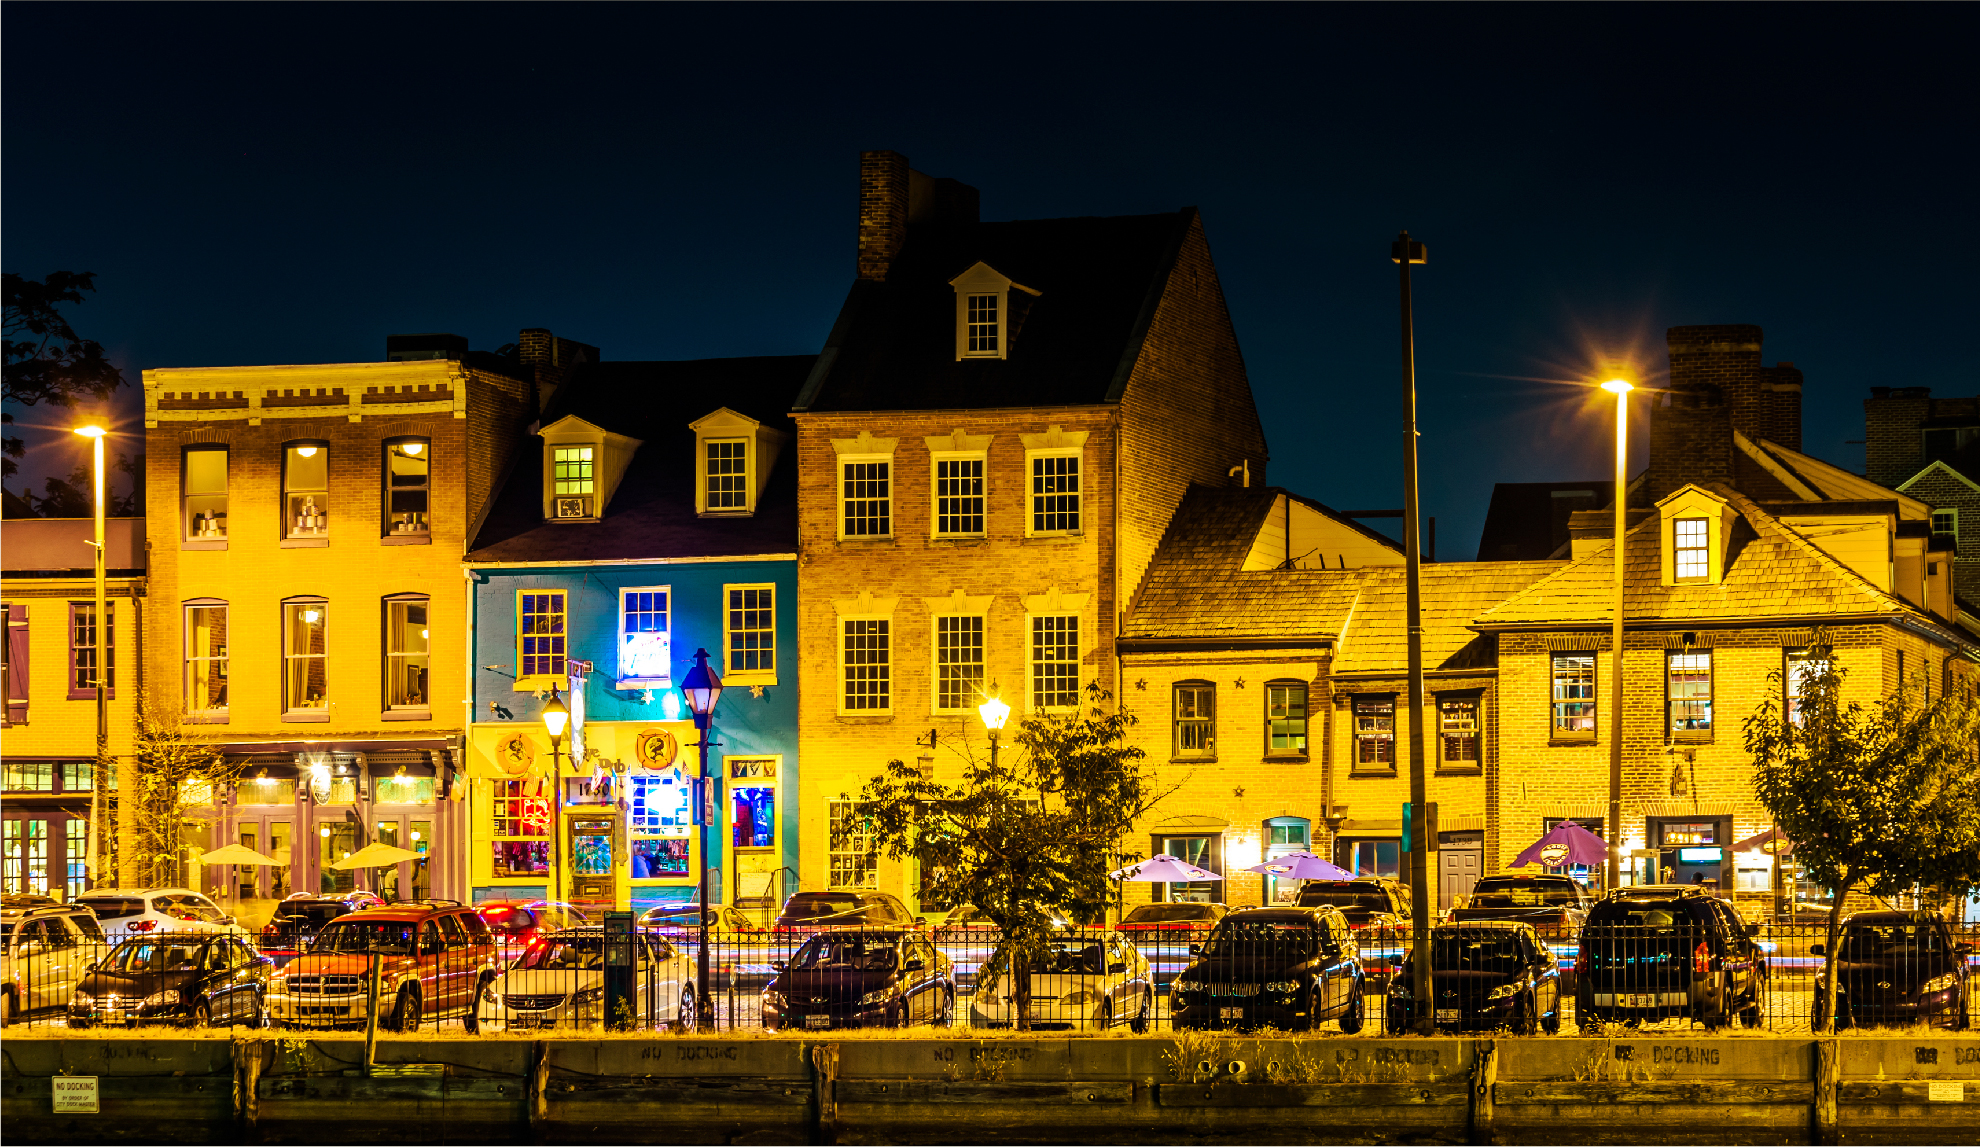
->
left=1898, top=458, right=1980, bottom=496
left=1750, top=438, right=1932, bottom=518
left=466, top=356, right=813, bottom=564
left=1331, top=562, right=1564, bottom=675
left=1473, top=482, right=1921, bottom=630
left=793, top=211, right=1194, bottom=413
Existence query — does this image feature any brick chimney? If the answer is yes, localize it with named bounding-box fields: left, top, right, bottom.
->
left=857, top=151, right=980, bottom=281
left=1642, top=325, right=1808, bottom=502
left=517, top=328, right=600, bottom=416
left=1864, top=386, right=1934, bottom=487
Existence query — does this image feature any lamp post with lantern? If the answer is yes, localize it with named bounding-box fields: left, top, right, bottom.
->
left=540, top=685, right=571, bottom=903
left=977, top=682, right=1010, bottom=776
left=679, top=648, right=724, bottom=1031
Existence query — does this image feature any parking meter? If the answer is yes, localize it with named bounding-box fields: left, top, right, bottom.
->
left=603, top=911, right=635, bottom=1030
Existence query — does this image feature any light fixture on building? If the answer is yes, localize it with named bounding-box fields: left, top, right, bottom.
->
left=401, top=442, right=422, bottom=455
left=297, top=445, right=318, bottom=457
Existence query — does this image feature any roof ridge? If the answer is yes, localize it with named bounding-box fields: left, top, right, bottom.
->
left=1711, top=484, right=1910, bottom=616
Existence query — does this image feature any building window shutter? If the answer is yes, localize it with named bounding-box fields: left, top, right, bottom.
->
left=5, top=605, right=28, bottom=725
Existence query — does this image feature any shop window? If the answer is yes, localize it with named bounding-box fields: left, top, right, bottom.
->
left=1667, top=650, right=1712, bottom=738
left=1158, top=835, right=1220, bottom=902
left=1263, top=818, right=1311, bottom=905
left=491, top=778, right=553, bottom=838
left=2, top=819, right=50, bottom=895
left=373, top=773, right=434, bottom=805
left=236, top=776, right=298, bottom=805
left=183, top=603, right=228, bottom=718
left=383, top=438, right=430, bottom=538
left=67, top=601, right=115, bottom=699
left=1439, top=695, right=1479, bottom=765
left=828, top=800, right=877, bottom=889
left=384, top=596, right=429, bottom=713
left=283, top=443, right=330, bottom=540
left=731, top=784, right=775, bottom=849
left=1659, top=821, right=1716, bottom=846
left=1353, top=695, right=1396, bottom=769
left=1030, top=614, right=1079, bottom=710
left=516, top=590, right=567, bottom=688
left=1173, top=682, right=1216, bottom=759
left=630, top=838, right=688, bottom=879
left=724, top=585, right=776, bottom=684
left=618, top=587, right=671, bottom=687
left=1551, top=653, right=1596, bottom=737
left=935, top=615, right=984, bottom=712
left=1266, top=681, right=1306, bottom=755
left=183, top=446, right=229, bottom=541
left=1345, top=839, right=1401, bottom=880
left=282, top=599, right=329, bottom=715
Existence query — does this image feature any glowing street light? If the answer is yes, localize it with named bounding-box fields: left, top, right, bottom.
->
left=1601, top=377, right=1632, bottom=890
left=540, top=684, right=570, bottom=904
left=72, top=425, right=110, bottom=887
left=978, top=683, right=1010, bottom=773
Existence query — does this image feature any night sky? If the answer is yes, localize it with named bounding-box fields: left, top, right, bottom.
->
left=5, top=4, right=1974, bottom=554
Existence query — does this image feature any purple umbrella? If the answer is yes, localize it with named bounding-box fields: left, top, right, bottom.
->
left=1733, top=826, right=1796, bottom=857
left=1510, top=820, right=1609, bottom=869
left=1247, top=852, right=1356, bottom=881
left=1110, top=854, right=1221, bottom=882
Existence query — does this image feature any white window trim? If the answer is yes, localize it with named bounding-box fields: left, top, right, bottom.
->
left=722, top=582, right=778, bottom=687
left=948, top=262, right=1038, bottom=362
left=699, top=437, right=753, bottom=515
left=835, top=453, right=895, bottom=540
left=515, top=588, right=569, bottom=692
left=617, top=585, right=672, bottom=689
left=182, top=600, right=229, bottom=720
left=1021, top=587, right=1089, bottom=713
left=1023, top=447, right=1084, bottom=537
left=925, top=590, right=994, bottom=715
left=929, top=450, right=988, bottom=539
left=834, top=591, right=898, bottom=716
left=547, top=439, right=601, bottom=522
left=1933, top=507, right=1959, bottom=540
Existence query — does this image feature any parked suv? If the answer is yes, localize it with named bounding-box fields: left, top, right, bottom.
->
left=259, top=893, right=384, bottom=959
left=76, top=888, right=247, bottom=940
left=1575, top=885, right=1766, bottom=1031
left=1, top=902, right=104, bottom=1025
left=1294, top=878, right=1409, bottom=988
left=1387, top=920, right=1562, bottom=1035
left=1172, top=906, right=1366, bottom=1033
left=267, top=901, right=498, bottom=1032
left=1449, top=874, right=1592, bottom=935
left=771, top=891, right=920, bottom=934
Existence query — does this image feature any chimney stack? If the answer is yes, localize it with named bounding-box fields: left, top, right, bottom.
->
left=517, top=328, right=600, bottom=416
left=858, top=150, right=911, bottom=281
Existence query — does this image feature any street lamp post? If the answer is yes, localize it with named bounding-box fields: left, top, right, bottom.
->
left=540, top=686, right=570, bottom=904
left=74, top=425, right=109, bottom=890
left=680, top=648, right=724, bottom=1032
left=1391, top=231, right=1435, bottom=1035
left=977, top=683, right=1010, bottom=776
left=1601, top=379, right=1633, bottom=891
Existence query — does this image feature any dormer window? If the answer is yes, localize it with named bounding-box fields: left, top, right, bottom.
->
left=706, top=440, right=748, bottom=510
left=949, top=262, right=1039, bottom=361
left=966, top=294, right=999, bottom=355
left=1673, top=518, right=1710, bottom=581
left=538, top=416, right=643, bottom=523
left=1656, top=485, right=1738, bottom=587
left=552, top=446, right=594, bottom=518
left=691, top=408, right=788, bottom=517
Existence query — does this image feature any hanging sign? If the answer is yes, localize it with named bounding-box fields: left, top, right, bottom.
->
left=494, top=730, right=535, bottom=777
left=634, top=728, right=680, bottom=770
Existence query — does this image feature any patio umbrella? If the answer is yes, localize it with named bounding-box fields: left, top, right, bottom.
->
left=1109, top=854, right=1221, bottom=882
left=1509, top=820, right=1609, bottom=869
left=329, top=842, right=424, bottom=871
left=1733, top=826, right=1796, bottom=856
left=1246, top=851, right=1355, bottom=882
left=196, top=843, right=284, bottom=866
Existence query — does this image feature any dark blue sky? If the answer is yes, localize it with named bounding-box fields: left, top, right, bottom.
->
left=6, top=3, right=1974, bottom=553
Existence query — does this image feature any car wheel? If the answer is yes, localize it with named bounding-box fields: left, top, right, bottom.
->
left=1129, top=989, right=1151, bottom=1034
left=1953, top=985, right=1971, bottom=1032
left=937, top=987, right=957, bottom=1028
left=192, top=1001, right=213, bottom=1028
left=463, top=975, right=492, bottom=1035
left=248, top=992, right=267, bottom=1030
left=1741, top=979, right=1764, bottom=1028
left=675, top=986, right=696, bottom=1033
left=1337, top=981, right=1365, bottom=1034
left=1096, top=1000, right=1113, bottom=1031
left=389, top=986, right=421, bottom=1033
left=1512, top=993, right=1539, bottom=1037
left=0, top=989, right=16, bottom=1028
left=1541, top=1001, right=1561, bottom=1035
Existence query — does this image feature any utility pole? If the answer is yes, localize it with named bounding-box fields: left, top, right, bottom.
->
left=1391, top=231, right=1435, bottom=1035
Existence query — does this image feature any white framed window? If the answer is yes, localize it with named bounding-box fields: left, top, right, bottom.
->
left=1551, top=653, right=1596, bottom=736
left=723, top=584, right=776, bottom=685
left=1667, top=650, right=1712, bottom=737
left=383, top=438, right=431, bottom=538
left=1174, top=681, right=1215, bottom=759
left=1673, top=517, right=1709, bottom=581
left=1028, top=450, right=1081, bottom=535
left=383, top=595, right=430, bottom=712
left=551, top=444, right=595, bottom=519
left=1353, top=695, right=1395, bottom=769
left=1029, top=614, right=1079, bottom=710
left=1438, top=696, right=1479, bottom=765
left=933, top=454, right=986, bottom=537
left=828, top=800, right=877, bottom=889
left=704, top=439, right=749, bottom=511
left=618, top=586, right=671, bottom=688
left=281, top=598, right=329, bottom=715
left=1932, top=508, right=1958, bottom=545
left=183, top=446, right=229, bottom=542
left=934, top=615, right=984, bottom=712
left=283, top=443, right=331, bottom=540
left=841, top=618, right=891, bottom=713
left=183, top=602, right=228, bottom=718
left=965, top=294, right=1000, bottom=356
left=841, top=457, right=892, bottom=537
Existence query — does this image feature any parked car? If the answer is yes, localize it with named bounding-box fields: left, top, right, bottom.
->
left=476, top=926, right=696, bottom=1032
left=1811, top=910, right=1972, bottom=1030
left=69, top=934, right=272, bottom=1028
left=76, top=888, right=249, bottom=940
left=479, top=900, right=591, bottom=951
left=1294, top=878, right=1409, bottom=988
left=1387, top=921, right=1562, bottom=1035
left=637, top=902, right=759, bottom=942
left=968, top=931, right=1152, bottom=1030
left=933, top=903, right=1073, bottom=943
left=267, top=901, right=499, bottom=1031
left=771, top=891, right=920, bottom=935
left=259, top=893, right=384, bottom=957
left=1449, top=874, right=1591, bottom=935
left=761, top=930, right=954, bottom=1031
left=1113, top=902, right=1227, bottom=945
left=1171, top=906, right=1366, bottom=1033
left=1, top=902, right=104, bottom=1025
left=1575, top=885, right=1767, bottom=1032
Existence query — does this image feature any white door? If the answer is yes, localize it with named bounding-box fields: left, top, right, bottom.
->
left=1440, top=848, right=1481, bottom=912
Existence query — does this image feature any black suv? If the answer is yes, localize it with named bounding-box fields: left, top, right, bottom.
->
left=1450, top=874, right=1592, bottom=935
left=1294, top=878, right=1409, bottom=988
left=1575, top=885, right=1766, bottom=1031
left=1171, top=906, right=1365, bottom=1033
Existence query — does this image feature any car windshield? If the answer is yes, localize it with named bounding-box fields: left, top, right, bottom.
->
left=1296, top=885, right=1389, bottom=913
left=109, top=940, right=203, bottom=972
left=482, top=908, right=539, bottom=934
left=1203, top=919, right=1321, bottom=960
left=780, top=897, right=864, bottom=921
left=313, top=921, right=417, bottom=954
left=789, top=936, right=898, bottom=970
left=1430, top=935, right=1530, bottom=973
left=81, top=897, right=147, bottom=920
left=276, top=904, right=348, bottom=928
left=517, top=936, right=610, bottom=970
left=1036, top=942, right=1108, bottom=975
left=1123, top=905, right=1213, bottom=923
left=1840, top=922, right=1946, bottom=959
left=1466, top=881, right=1580, bottom=907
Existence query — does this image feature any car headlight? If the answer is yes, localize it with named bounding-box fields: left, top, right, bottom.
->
left=1487, top=983, right=1520, bottom=1000
left=1063, top=989, right=1098, bottom=1006
left=1390, top=984, right=1411, bottom=999
left=72, top=993, right=95, bottom=1006
left=142, top=989, right=180, bottom=1009
left=859, top=987, right=894, bottom=1006
left=481, top=986, right=500, bottom=1005
left=1922, top=973, right=1957, bottom=994
left=572, top=987, right=603, bottom=1006
left=1263, top=981, right=1300, bottom=995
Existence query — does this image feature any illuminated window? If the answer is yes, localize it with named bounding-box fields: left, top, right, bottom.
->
left=842, top=460, right=891, bottom=536
left=1031, top=614, right=1079, bottom=709
left=491, top=779, right=552, bottom=838
left=935, top=456, right=985, bottom=536
left=517, top=591, right=566, bottom=685
left=828, top=801, right=878, bottom=889
left=184, top=604, right=228, bottom=716
left=965, top=294, right=999, bottom=355
left=384, top=596, right=429, bottom=711
left=183, top=446, right=229, bottom=541
left=1551, top=653, right=1596, bottom=736
left=1667, top=651, right=1712, bottom=735
left=552, top=446, right=594, bottom=495
left=1174, top=682, right=1215, bottom=759
left=842, top=619, right=890, bottom=711
left=629, top=773, right=691, bottom=836
left=1673, top=518, right=1709, bottom=581
left=283, top=443, right=330, bottom=539
left=282, top=599, right=328, bottom=713
left=1266, top=681, right=1307, bottom=754
left=1439, top=696, right=1479, bottom=764
left=724, top=585, right=776, bottom=682
left=1354, top=695, right=1395, bottom=767
left=68, top=601, right=114, bottom=698
left=1029, top=453, right=1080, bottom=533
left=619, top=587, right=671, bottom=686
left=384, top=439, right=430, bottom=537
left=935, top=616, right=984, bottom=711
left=705, top=439, right=748, bottom=511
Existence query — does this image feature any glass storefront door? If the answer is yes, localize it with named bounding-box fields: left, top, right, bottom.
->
left=319, top=822, right=356, bottom=893
left=268, top=821, right=292, bottom=899
left=570, top=816, right=616, bottom=904
left=728, top=760, right=779, bottom=909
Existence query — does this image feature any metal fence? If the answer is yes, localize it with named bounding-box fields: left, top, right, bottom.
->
left=4, top=920, right=1974, bottom=1035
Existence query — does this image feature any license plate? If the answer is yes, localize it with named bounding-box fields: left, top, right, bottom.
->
left=804, top=1014, right=831, bottom=1030
left=1220, top=1007, right=1245, bottom=1020
left=1436, top=1009, right=1460, bottom=1022
left=1621, top=993, right=1661, bottom=1008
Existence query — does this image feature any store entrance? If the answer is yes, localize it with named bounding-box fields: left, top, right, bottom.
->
left=569, top=813, right=618, bottom=906
left=728, top=760, right=780, bottom=911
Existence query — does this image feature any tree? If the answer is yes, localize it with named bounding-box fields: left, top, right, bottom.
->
left=1743, top=659, right=1980, bottom=1033
left=17, top=454, right=144, bottom=517
left=845, top=683, right=1168, bottom=1030
left=130, top=704, right=246, bottom=888
left=3, top=271, right=128, bottom=479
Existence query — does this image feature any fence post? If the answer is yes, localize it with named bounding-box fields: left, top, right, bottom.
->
left=1468, top=1037, right=1496, bottom=1145
left=1813, top=1037, right=1839, bottom=1145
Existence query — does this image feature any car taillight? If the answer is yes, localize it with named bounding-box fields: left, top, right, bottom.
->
left=129, top=919, right=158, bottom=933
left=1693, top=940, right=1711, bottom=977
left=1576, top=947, right=1589, bottom=975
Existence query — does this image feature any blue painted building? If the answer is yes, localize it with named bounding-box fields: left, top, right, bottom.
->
left=464, top=352, right=810, bottom=913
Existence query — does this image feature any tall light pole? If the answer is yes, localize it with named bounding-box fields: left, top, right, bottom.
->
left=1391, top=232, right=1435, bottom=1035
left=74, top=425, right=110, bottom=892
left=540, top=686, right=570, bottom=904
left=1601, top=379, right=1633, bottom=891
left=680, top=647, right=724, bottom=1031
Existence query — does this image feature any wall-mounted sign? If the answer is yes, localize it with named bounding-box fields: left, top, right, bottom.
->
left=494, top=730, right=534, bottom=776
left=729, top=759, right=777, bottom=780
left=621, top=631, right=671, bottom=685
left=635, top=728, right=680, bottom=770
left=52, top=1076, right=98, bottom=1114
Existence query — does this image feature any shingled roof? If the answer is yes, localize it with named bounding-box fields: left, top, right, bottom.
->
left=1473, top=482, right=1922, bottom=630
left=466, top=355, right=813, bottom=563
left=1332, top=563, right=1564, bottom=675
left=794, top=211, right=1194, bottom=413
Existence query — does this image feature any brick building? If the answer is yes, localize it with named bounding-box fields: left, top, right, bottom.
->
left=791, top=151, right=1268, bottom=905
left=137, top=332, right=552, bottom=908
left=1, top=517, right=145, bottom=896
left=1864, top=388, right=1980, bottom=604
